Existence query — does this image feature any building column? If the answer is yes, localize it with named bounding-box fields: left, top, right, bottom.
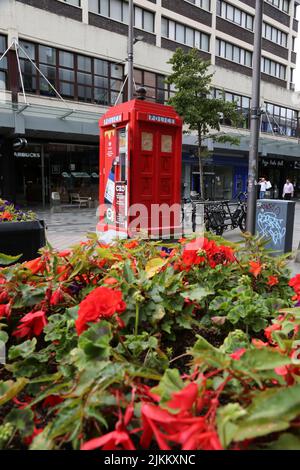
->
left=81, top=0, right=89, bottom=24
left=1, top=138, right=16, bottom=203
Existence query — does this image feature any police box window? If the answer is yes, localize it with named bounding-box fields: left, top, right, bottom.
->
left=161, top=135, right=173, bottom=153
left=141, top=132, right=153, bottom=152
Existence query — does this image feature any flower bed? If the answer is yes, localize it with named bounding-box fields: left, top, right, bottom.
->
left=0, top=199, right=45, bottom=264
left=0, top=199, right=36, bottom=223
left=1, top=234, right=300, bottom=450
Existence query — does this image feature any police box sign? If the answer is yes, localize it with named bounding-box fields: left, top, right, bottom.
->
left=103, top=114, right=122, bottom=126
left=148, top=114, right=176, bottom=125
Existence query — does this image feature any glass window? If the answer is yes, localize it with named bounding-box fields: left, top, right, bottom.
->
left=59, top=68, right=74, bottom=82
left=226, top=4, right=234, bottom=21
left=39, top=45, right=56, bottom=65
left=59, top=51, right=74, bottom=68
left=111, top=63, right=123, bottom=79
left=143, top=10, right=154, bottom=32
left=60, top=82, right=74, bottom=96
left=77, top=72, right=92, bottom=86
left=0, top=71, right=6, bottom=90
left=19, top=41, right=35, bottom=60
left=135, top=6, right=143, bottom=29
left=233, top=46, right=240, bottom=62
left=110, top=0, right=122, bottom=21
left=94, top=58, right=108, bottom=76
left=186, top=27, right=194, bottom=47
left=162, top=17, right=168, bottom=37
left=201, top=34, right=209, bottom=52
left=99, top=0, right=109, bottom=16
left=94, top=76, right=108, bottom=88
left=176, top=23, right=185, bottom=43
left=78, top=55, right=91, bottom=72
left=89, top=0, right=99, bottom=13
left=169, top=20, right=176, bottom=40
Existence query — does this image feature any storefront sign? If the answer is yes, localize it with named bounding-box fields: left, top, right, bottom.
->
left=14, top=152, right=40, bottom=159
left=262, top=159, right=284, bottom=168
left=294, top=161, right=300, bottom=170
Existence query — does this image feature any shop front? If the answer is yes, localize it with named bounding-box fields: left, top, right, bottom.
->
left=189, top=153, right=248, bottom=201
left=260, top=156, right=300, bottom=199
left=12, top=142, right=99, bottom=206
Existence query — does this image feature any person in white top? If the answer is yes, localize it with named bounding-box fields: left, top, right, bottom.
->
left=258, top=177, right=267, bottom=199
left=282, top=179, right=294, bottom=200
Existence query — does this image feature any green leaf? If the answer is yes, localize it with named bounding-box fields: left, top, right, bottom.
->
left=78, top=321, right=112, bottom=360
left=236, top=348, right=291, bottom=372
left=151, top=369, right=184, bottom=404
left=190, top=335, right=230, bottom=369
left=97, top=247, right=119, bottom=261
left=235, top=418, right=289, bottom=441
left=0, top=252, right=22, bottom=265
left=0, top=378, right=29, bottom=405
left=279, top=307, right=300, bottom=317
left=0, top=330, right=8, bottom=344
left=181, top=287, right=214, bottom=302
left=123, top=260, right=136, bottom=284
left=8, top=338, right=37, bottom=360
left=5, top=408, right=34, bottom=437
left=217, top=403, right=247, bottom=448
left=234, top=384, right=300, bottom=441
left=30, top=428, right=55, bottom=450
left=145, top=258, right=166, bottom=279
left=267, top=433, right=300, bottom=450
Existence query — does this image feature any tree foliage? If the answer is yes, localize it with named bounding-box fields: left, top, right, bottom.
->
left=166, top=48, right=243, bottom=197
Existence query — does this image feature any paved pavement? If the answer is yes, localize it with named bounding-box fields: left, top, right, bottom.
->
left=34, top=201, right=300, bottom=275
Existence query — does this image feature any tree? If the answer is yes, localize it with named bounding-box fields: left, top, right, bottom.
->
left=166, top=48, right=243, bottom=199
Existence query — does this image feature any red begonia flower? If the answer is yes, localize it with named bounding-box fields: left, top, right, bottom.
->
left=75, top=287, right=126, bottom=335
left=13, top=310, right=48, bottom=338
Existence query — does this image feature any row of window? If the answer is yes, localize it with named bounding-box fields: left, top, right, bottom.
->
left=217, top=0, right=289, bottom=48
left=216, top=39, right=252, bottom=67
left=19, top=40, right=124, bottom=105
left=3, top=37, right=172, bottom=106
left=213, top=89, right=298, bottom=136
left=88, top=0, right=155, bottom=32
left=263, top=22, right=288, bottom=48
left=0, top=34, right=297, bottom=137
left=161, top=17, right=210, bottom=52
left=266, top=0, right=290, bottom=14
left=217, top=0, right=253, bottom=31
left=185, top=0, right=211, bottom=11
left=216, top=39, right=287, bottom=80
left=261, top=57, right=286, bottom=80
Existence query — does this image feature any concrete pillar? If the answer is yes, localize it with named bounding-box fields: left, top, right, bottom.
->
left=1, top=138, right=16, bottom=203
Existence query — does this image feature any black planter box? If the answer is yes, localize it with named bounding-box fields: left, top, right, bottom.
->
left=0, top=220, right=46, bottom=264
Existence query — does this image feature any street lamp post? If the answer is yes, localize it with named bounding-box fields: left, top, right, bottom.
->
left=246, top=0, right=263, bottom=234
left=127, top=0, right=134, bottom=101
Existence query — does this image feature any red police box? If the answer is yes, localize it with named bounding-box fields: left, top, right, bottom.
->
left=98, top=99, right=182, bottom=242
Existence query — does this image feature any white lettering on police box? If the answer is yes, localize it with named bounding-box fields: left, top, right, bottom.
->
left=148, top=114, right=176, bottom=124
left=104, top=115, right=122, bottom=126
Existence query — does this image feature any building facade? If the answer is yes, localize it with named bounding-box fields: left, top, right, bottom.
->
left=0, top=0, right=299, bottom=205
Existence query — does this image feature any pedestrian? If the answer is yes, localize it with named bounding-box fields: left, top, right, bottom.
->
left=265, top=178, right=272, bottom=198
left=258, top=177, right=267, bottom=199
left=282, top=179, right=294, bottom=200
